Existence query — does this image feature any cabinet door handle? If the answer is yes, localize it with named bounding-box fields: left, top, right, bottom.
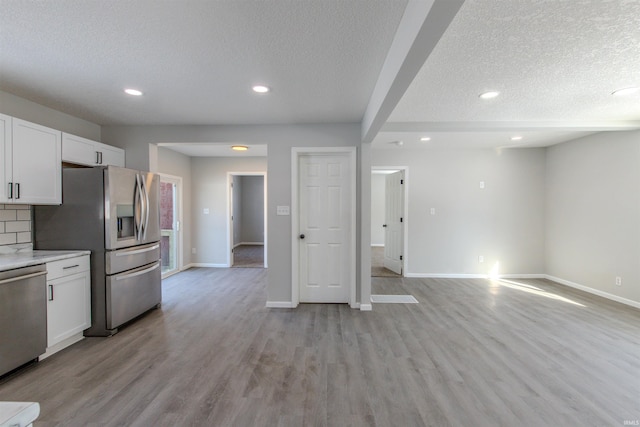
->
left=63, top=264, right=80, bottom=270
left=49, top=284, right=54, bottom=301
left=14, top=183, right=20, bottom=199
left=7, top=182, right=12, bottom=199
left=99, top=151, right=103, bottom=164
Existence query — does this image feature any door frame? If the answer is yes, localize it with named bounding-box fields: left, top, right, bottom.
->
left=226, top=171, right=268, bottom=268
left=159, top=173, right=183, bottom=279
left=291, top=147, right=357, bottom=308
left=372, top=166, right=409, bottom=276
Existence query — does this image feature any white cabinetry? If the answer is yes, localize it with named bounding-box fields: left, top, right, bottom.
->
left=0, top=114, right=10, bottom=202
left=62, top=133, right=125, bottom=167
left=42, top=255, right=91, bottom=359
left=0, top=114, right=62, bottom=205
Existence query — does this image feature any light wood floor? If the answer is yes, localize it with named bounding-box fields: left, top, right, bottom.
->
left=1, top=269, right=639, bottom=426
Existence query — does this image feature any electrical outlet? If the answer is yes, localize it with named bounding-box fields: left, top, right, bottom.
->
left=192, top=248, right=197, bottom=254
left=615, top=276, right=622, bottom=286
left=478, top=256, right=484, bottom=263
left=276, top=205, right=290, bottom=216
left=430, top=208, right=436, bottom=215
left=479, top=181, right=485, bottom=189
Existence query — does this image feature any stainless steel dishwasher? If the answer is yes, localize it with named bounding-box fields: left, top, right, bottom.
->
left=0, top=264, right=47, bottom=377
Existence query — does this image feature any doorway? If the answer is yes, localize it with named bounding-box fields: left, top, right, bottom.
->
left=292, top=147, right=356, bottom=306
left=228, top=172, right=267, bottom=268
left=371, top=167, right=407, bottom=278
left=160, top=174, right=182, bottom=278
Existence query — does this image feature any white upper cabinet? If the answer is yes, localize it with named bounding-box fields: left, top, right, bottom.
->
left=1, top=116, right=62, bottom=205
left=99, top=143, right=125, bottom=167
left=62, top=133, right=124, bottom=167
left=0, top=114, right=11, bottom=203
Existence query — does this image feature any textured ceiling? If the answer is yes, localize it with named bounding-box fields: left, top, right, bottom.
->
left=159, top=143, right=267, bottom=157
left=0, top=0, right=407, bottom=126
left=1, top=0, right=638, bottom=152
left=372, top=0, right=640, bottom=149
left=371, top=130, right=597, bottom=150
left=388, top=0, right=640, bottom=124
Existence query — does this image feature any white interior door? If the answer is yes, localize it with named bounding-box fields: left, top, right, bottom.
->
left=229, top=176, right=236, bottom=266
left=298, top=153, right=352, bottom=303
left=383, top=170, right=404, bottom=275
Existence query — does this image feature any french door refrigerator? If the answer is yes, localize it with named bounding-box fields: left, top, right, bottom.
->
left=35, top=166, right=161, bottom=336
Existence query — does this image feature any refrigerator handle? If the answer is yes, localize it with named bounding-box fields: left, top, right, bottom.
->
left=135, top=174, right=143, bottom=241
left=141, top=174, right=149, bottom=240
left=114, top=262, right=159, bottom=281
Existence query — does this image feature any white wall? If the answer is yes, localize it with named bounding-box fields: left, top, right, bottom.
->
left=232, top=175, right=242, bottom=246
left=371, top=173, right=386, bottom=246
left=240, top=175, right=264, bottom=243
left=157, top=147, right=192, bottom=268
left=191, top=157, right=267, bottom=266
left=546, top=131, right=640, bottom=304
left=372, top=147, right=547, bottom=276
left=0, top=90, right=101, bottom=141
left=101, top=124, right=365, bottom=305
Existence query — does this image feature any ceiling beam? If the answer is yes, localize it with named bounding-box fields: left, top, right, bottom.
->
left=382, top=121, right=640, bottom=133
left=360, top=0, right=465, bottom=144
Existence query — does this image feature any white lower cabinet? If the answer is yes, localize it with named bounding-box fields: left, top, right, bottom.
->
left=42, top=255, right=91, bottom=359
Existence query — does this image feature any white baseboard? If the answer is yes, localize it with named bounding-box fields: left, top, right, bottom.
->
left=360, top=303, right=372, bottom=311
left=40, top=333, right=84, bottom=360
left=404, top=273, right=488, bottom=279
left=499, top=274, right=546, bottom=279
left=188, top=263, right=228, bottom=268
left=266, top=301, right=296, bottom=308
left=403, top=273, right=546, bottom=279
left=545, top=275, right=640, bottom=310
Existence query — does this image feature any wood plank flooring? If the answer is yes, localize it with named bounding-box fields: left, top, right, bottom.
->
left=1, top=269, right=639, bottom=426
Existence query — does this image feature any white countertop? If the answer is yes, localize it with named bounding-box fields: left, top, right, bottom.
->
left=0, top=250, right=90, bottom=272
left=0, top=401, right=40, bottom=427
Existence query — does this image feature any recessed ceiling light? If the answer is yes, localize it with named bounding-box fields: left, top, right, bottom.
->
left=510, top=136, right=523, bottom=141
left=231, top=145, right=248, bottom=151
left=611, top=86, right=639, bottom=96
left=420, top=137, right=431, bottom=142
left=124, top=88, right=143, bottom=96
left=479, top=91, right=500, bottom=99
left=252, top=85, right=270, bottom=93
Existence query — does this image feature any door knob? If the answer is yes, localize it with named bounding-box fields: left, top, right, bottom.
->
left=382, top=224, right=387, bottom=227
left=299, top=234, right=305, bottom=239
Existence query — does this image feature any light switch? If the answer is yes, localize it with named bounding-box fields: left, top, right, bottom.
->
left=430, top=208, right=436, bottom=215
left=479, top=181, right=485, bottom=189
left=203, top=208, right=209, bottom=214
left=277, top=205, right=290, bottom=216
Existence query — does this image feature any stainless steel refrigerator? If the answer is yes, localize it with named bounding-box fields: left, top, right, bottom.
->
left=34, top=166, right=161, bottom=336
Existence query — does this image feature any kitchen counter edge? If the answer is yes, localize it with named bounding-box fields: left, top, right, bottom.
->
left=0, top=250, right=91, bottom=272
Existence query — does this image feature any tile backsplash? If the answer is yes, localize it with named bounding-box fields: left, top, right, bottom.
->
left=0, top=204, right=32, bottom=245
